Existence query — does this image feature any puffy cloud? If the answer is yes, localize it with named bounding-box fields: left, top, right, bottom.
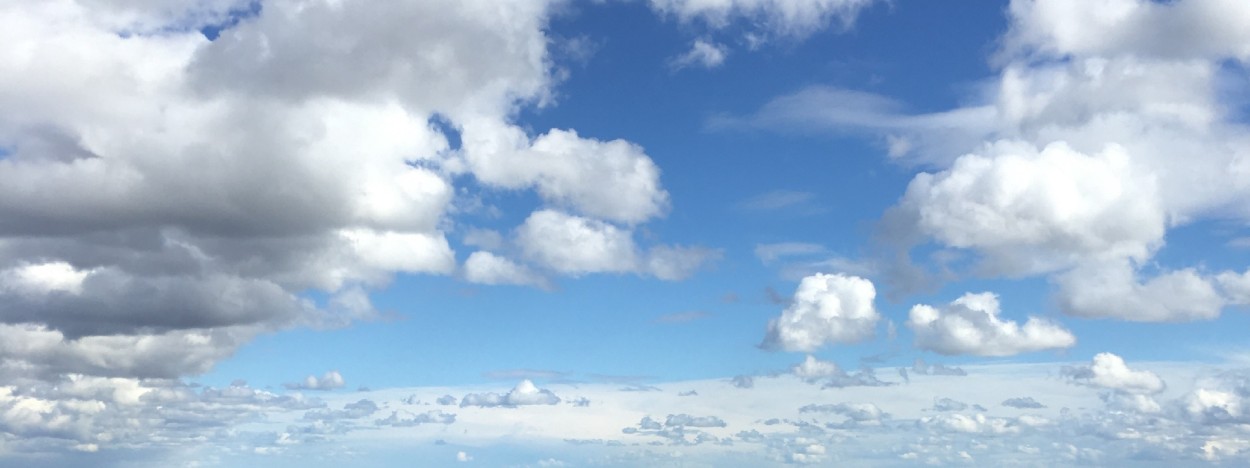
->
left=516, top=210, right=638, bottom=275
left=460, top=380, right=561, bottom=408
left=515, top=210, right=717, bottom=280
left=285, top=371, right=346, bottom=391
left=670, top=39, right=728, bottom=69
left=1055, top=261, right=1224, bottom=321
left=0, top=0, right=709, bottom=391
left=1003, top=0, right=1250, bottom=61
left=791, top=355, right=841, bottom=383
left=463, top=251, right=548, bottom=288
left=461, top=125, right=669, bottom=225
left=907, top=292, right=1076, bottom=356
left=893, top=142, right=1163, bottom=277
left=761, top=273, right=879, bottom=352
left=1217, top=269, right=1250, bottom=305
left=1062, top=353, right=1165, bottom=394
left=790, top=355, right=892, bottom=388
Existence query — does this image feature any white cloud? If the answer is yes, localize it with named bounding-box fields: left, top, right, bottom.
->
left=791, top=355, right=840, bottom=383
left=286, top=371, right=346, bottom=391
left=894, top=142, right=1163, bottom=277
left=907, top=292, right=1075, bottom=356
left=516, top=210, right=639, bottom=276
left=1056, top=260, right=1225, bottom=321
left=515, top=209, right=717, bottom=280
left=461, top=124, right=669, bottom=225
left=1003, top=0, right=1250, bottom=61
left=456, top=451, right=473, bottom=462
left=670, top=39, right=728, bottom=69
left=1217, top=269, right=1250, bottom=305
left=463, top=251, right=548, bottom=288
left=0, top=261, right=93, bottom=295
left=649, top=0, right=879, bottom=40
left=1062, top=352, right=1165, bottom=394
left=760, top=273, right=879, bottom=352
left=0, top=0, right=714, bottom=392
left=460, top=380, right=561, bottom=408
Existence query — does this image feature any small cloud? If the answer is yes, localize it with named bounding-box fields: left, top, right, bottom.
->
left=1002, top=397, right=1046, bottom=409
left=284, top=371, right=346, bottom=391
left=460, top=380, right=561, bottom=408
left=456, top=451, right=473, bottom=462
left=670, top=39, right=728, bottom=70
left=730, top=375, right=755, bottom=389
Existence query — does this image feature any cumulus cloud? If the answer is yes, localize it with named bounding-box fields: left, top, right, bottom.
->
left=791, top=355, right=841, bottom=383
left=285, top=371, right=346, bottom=391
left=0, top=0, right=717, bottom=394
left=462, top=251, right=548, bottom=288
left=725, top=0, right=1250, bottom=322
left=892, top=142, right=1163, bottom=277
left=1056, top=261, right=1225, bottom=321
left=515, top=209, right=717, bottom=280
left=761, top=273, right=879, bottom=352
left=907, top=292, right=1076, bottom=356
left=460, top=380, right=561, bottom=408
left=1062, top=353, right=1165, bottom=395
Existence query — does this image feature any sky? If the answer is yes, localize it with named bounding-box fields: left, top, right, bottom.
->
left=3, top=0, right=1250, bottom=466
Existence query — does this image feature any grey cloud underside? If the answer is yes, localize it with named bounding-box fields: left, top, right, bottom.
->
left=0, top=0, right=714, bottom=389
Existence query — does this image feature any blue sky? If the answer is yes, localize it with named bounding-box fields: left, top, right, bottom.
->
left=4, top=0, right=1250, bottom=466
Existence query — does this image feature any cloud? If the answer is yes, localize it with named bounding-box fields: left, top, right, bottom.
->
left=670, top=39, right=728, bottom=69
left=892, top=142, right=1163, bottom=277
left=761, top=273, right=880, bottom=352
left=463, top=251, right=549, bottom=288
left=1002, top=397, right=1046, bottom=409
left=375, top=410, right=456, bottom=427
left=1002, top=0, right=1250, bottom=61
left=725, top=0, right=1250, bottom=322
left=1055, top=260, right=1225, bottom=321
left=799, top=403, right=887, bottom=424
left=754, top=242, right=826, bottom=264
left=666, top=414, right=727, bottom=428
left=910, top=358, right=967, bottom=377
left=285, top=371, right=346, bottom=391
left=0, top=0, right=718, bottom=394
left=730, top=375, right=755, bottom=389
left=791, top=355, right=841, bottom=383
left=908, top=292, right=1076, bottom=356
left=461, top=126, right=669, bottom=225
left=460, top=380, right=561, bottom=408
left=515, top=210, right=718, bottom=280
left=648, top=0, right=880, bottom=41
left=1062, top=353, right=1165, bottom=394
